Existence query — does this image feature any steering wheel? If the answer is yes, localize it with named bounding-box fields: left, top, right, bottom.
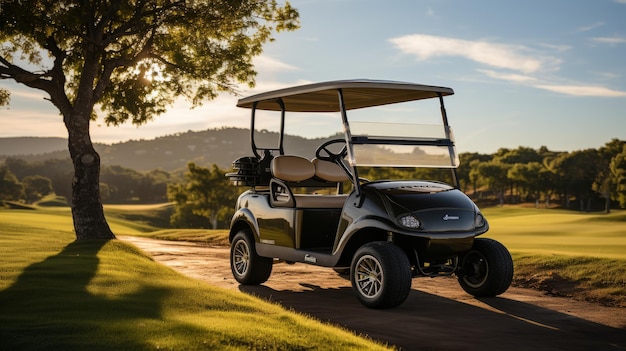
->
left=315, top=139, right=348, bottom=162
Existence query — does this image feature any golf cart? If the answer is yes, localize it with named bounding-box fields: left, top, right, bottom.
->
left=226, top=79, right=513, bottom=308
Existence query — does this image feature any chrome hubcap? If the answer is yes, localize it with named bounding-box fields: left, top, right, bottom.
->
left=355, top=254, right=383, bottom=299
left=233, top=240, right=250, bottom=277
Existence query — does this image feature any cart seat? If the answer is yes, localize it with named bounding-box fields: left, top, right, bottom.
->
left=271, top=155, right=315, bottom=182
left=312, top=158, right=350, bottom=182
left=270, top=155, right=348, bottom=208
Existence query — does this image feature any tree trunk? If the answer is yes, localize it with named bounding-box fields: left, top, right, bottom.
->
left=211, top=213, right=218, bottom=230
left=67, top=112, right=115, bottom=241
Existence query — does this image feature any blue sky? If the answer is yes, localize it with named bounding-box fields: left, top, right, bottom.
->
left=1, top=0, right=625, bottom=154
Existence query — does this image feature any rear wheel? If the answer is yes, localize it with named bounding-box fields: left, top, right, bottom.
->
left=350, top=242, right=412, bottom=308
left=457, top=238, right=513, bottom=297
left=230, top=230, right=272, bottom=285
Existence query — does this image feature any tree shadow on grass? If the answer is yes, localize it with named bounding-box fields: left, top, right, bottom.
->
left=240, top=283, right=626, bottom=351
left=0, top=240, right=169, bottom=350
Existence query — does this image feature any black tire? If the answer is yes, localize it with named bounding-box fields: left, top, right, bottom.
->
left=350, top=242, right=412, bottom=309
left=230, top=230, right=273, bottom=285
left=457, top=238, right=513, bottom=297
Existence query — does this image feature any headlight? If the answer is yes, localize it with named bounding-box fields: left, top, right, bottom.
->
left=474, top=213, right=486, bottom=228
left=398, top=214, right=421, bottom=229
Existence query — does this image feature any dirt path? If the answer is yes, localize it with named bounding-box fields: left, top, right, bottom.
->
left=119, top=236, right=626, bottom=351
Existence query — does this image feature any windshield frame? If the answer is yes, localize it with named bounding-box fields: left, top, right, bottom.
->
left=337, top=89, right=459, bottom=195
left=240, top=80, right=460, bottom=197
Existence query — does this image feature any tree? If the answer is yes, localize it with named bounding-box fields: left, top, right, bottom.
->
left=470, top=161, right=509, bottom=205
left=458, top=152, right=491, bottom=194
left=168, top=163, right=238, bottom=229
left=610, top=145, right=626, bottom=208
left=22, top=175, right=53, bottom=203
left=507, top=162, right=544, bottom=207
left=0, top=166, right=23, bottom=201
left=594, top=139, right=626, bottom=213
left=4, top=157, right=73, bottom=202
left=550, top=149, right=603, bottom=211
left=493, top=146, right=542, bottom=165
left=0, top=1, right=299, bottom=240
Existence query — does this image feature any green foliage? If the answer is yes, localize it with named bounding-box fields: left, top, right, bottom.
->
left=610, top=145, right=626, bottom=207
left=4, top=157, right=72, bottom=202
left=493, top=146, right=543, bottom=164
left=5, top=135, right=626, bottom=213
left=0, top=0, right=299, bottom=240
left=22, top=175, right=53, bottom=203
left=168, top=163, right=239, bottom=229
left=100, top=165, right=170, bottom=203
left=0, top=88, right=9, bottom=106
left=3, top=157, right=171, bottom=204
left=0, top=166, right=23, bottom=201
left=0, top=0, right=299, bottom=123
left=470, top=160, right=509, bottom=205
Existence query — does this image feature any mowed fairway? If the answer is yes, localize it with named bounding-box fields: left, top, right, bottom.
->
left=481, top=207, right=626, bottom=307
left=483, top=207, right=626, bottom=259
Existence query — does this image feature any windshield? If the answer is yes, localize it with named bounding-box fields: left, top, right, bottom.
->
left=347, top=122, right=459, bottom=168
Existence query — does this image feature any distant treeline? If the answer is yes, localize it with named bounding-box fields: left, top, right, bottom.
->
left=1, top=138, right=626, bottom=217
left=0, top=158, right=174, bottom=204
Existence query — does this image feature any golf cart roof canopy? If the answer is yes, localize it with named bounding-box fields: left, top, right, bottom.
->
left=237, top=79, right=454, bottom=112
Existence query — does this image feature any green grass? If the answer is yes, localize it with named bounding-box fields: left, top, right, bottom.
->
left=483, top=207, right=626, bottom=259
left=482, top=207, right=626, bottom=306
left=0, top=208, right=390, bottom=350
left=133, top=229, right=231, bottom=246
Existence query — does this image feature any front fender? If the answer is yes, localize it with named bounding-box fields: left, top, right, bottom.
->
left=333, top=216, right=395, bottom=254
left=229, top=207, right=260, bottom=243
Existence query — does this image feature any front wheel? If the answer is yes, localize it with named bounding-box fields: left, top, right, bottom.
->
left=457, top=238, right=513, bottom=297
left=230, top=230, right=273, bottom=285
left=350, top=242, right=412, bottom=309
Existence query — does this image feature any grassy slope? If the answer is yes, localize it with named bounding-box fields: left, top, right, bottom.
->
left=482, top=207, right=626, bottom=307
left=0, top=208, right=390, bottom=351
left=483, top=207, right=626, bottom=259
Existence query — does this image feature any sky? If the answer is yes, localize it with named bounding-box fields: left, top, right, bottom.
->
left=1, top=0, right=625, bottom=154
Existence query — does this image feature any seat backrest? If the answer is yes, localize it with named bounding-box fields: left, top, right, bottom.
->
left=271, top=155, right=315, bottom=182
left=312, top=158, right=349, bottom=182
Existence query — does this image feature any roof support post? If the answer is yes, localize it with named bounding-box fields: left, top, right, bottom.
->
left=439, top=93, right=460, bottom=188
left=337, top=88, right=362, bottom=200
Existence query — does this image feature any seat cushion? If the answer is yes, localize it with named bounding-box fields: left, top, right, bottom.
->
left=312, top=158, right=349, bottom=182
left=271, top=155, right=315, bottom=182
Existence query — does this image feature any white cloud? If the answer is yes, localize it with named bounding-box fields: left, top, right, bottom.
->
left=389, top=34, right=626, bottom=99
left=577, top=22, right=605, bottom=33
left=477, top=69, right=537, bottom=83
left=538, top=43, right=571, bottom=52
left=389, top=34, right=559, bottom=74
left=534, top=84, right=626, bottom=97
left=252, top=55, right=299, bottom=72
left=591, top=36, right=626, bottom=45
left=477, top=69, right=626, bottom=98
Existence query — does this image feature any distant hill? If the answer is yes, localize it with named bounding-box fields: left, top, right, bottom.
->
left=0, top=128, right=335, bottom=172
left=0, top=137, right=68, bottom=156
